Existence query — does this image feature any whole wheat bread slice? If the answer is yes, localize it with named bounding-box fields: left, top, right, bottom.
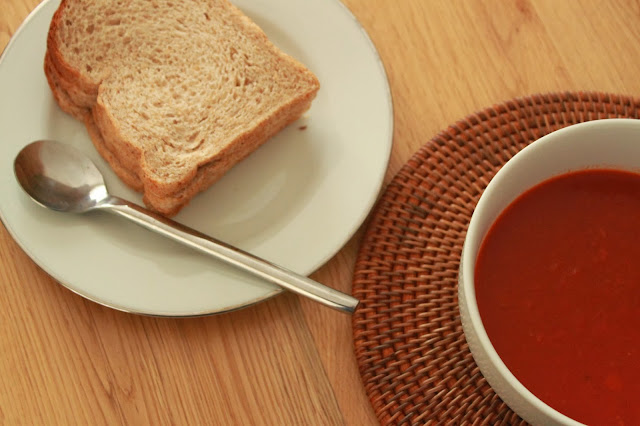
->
left=45, top=0, right=319, bottom=215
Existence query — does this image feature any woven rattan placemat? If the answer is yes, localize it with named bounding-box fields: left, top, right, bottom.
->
left=351, top=92, right=640, bottom=425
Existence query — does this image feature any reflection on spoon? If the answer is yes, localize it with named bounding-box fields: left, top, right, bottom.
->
left=14, top=140, right=359, bottom=314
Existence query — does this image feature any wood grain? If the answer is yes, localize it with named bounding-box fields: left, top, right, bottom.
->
left=2, top=0, right=640, bottom=424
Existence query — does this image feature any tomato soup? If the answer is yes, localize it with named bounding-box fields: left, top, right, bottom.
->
left=475, top=169, right=640, bottom=425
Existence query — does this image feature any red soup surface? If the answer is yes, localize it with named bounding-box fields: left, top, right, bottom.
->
left=475, top=169, right=640, bottom=426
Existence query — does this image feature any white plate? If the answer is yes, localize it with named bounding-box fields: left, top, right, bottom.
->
left=0, top=0, right=393, bottom=316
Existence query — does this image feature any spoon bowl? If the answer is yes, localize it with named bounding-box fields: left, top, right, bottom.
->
left=14, top=140, right=359, bottom=314
left=14, top=140, right=109, bottom=213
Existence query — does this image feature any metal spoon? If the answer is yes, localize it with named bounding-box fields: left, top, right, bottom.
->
left=13, top=140, right=359, bottom=314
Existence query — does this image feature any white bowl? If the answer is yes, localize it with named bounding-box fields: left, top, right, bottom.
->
left=458, top=118, right=640, bottom=426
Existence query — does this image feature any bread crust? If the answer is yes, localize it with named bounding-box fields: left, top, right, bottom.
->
left=46, top=0, right=101, bottom=111
left=44, top=0, right=320, bottom=216
left=143, top=92, right=315, bottom=215
left=45, top=56, right=146, bottom=191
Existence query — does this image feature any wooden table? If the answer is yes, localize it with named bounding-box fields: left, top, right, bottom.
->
left=2, top=1, right=640, bottom=424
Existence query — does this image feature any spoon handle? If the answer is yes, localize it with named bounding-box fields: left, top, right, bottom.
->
left=99, top=196, right=359, bottom=314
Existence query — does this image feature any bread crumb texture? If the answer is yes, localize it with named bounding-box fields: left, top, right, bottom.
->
left=46, top=0, right=319, bottom=215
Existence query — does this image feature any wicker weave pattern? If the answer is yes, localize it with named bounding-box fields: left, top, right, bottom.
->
left=352, top=92, right=640, bottom=425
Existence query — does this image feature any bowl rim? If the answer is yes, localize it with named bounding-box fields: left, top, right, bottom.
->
left=460, top=118, right=640, bottom=426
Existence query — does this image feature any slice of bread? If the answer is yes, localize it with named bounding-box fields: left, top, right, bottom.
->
left=45, top=0, right=319, bottom=216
